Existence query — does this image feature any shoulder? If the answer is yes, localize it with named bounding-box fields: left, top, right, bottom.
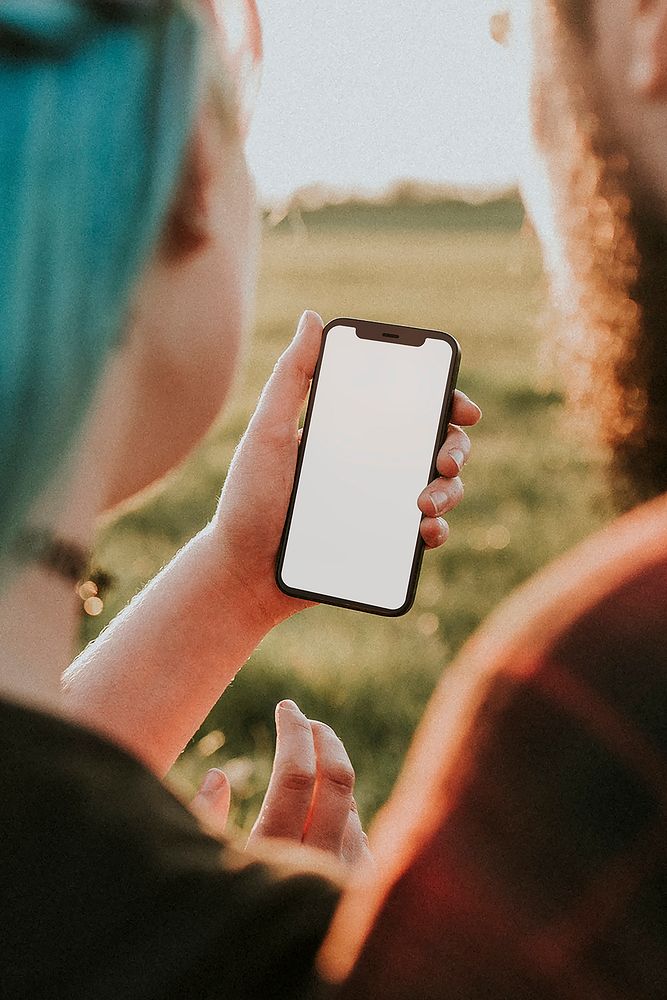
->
left=462, top=488, right=667, bottom=686
left=0, top=694, right=201, bottom=868
left=323, top=495, right=667, bottom=991
left=0, top=699, right=340, bottom=999
left=379, top=492, right=667, bottom=849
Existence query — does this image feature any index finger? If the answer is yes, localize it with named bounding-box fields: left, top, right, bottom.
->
left=450, top=390, right=482, bottom=427
left=249, top=700, right=316, bottom=843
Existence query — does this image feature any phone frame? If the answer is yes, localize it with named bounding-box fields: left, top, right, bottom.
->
left=275, top=317, right=461, bottom=617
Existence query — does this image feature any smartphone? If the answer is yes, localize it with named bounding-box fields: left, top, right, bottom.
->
left=276, top=317, right=461, bottom=616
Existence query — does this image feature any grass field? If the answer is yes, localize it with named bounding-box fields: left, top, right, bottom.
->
left=82, top=199, right=615, bottom=831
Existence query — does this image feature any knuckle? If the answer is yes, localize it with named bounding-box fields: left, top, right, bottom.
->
left=271, top=355, right=288, bottom=380
left=324, top=763, right=355, bottom=795
left=279, top=765, right=316, bottom=793
left=273, top=350, right=310, bottom=393
left=252, top=816, right=285, bottom=841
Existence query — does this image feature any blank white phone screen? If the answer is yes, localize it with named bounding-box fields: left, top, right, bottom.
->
left=280, top=325, right=454, bottom=611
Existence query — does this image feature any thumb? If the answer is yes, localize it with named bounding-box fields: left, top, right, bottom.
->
left=191, top=768, right=231, bottom=838
left=250, top=310, right=323, bottom=434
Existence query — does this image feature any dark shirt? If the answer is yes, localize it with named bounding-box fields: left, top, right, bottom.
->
left=333, top=493, right=667, bottom=999
left=0, top=698, right=340, bottom=999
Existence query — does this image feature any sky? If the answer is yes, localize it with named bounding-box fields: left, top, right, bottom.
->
left=245, top=1, right=526, bottom=204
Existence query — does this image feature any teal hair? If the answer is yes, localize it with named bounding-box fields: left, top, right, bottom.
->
left=0, top=1, right=203, bottom=567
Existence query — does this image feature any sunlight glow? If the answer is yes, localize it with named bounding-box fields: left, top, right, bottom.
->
left=246, top=1, right=533, bottom=203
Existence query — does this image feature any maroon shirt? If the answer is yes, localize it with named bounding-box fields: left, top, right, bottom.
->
left=325, top=493, right=667, bottom=999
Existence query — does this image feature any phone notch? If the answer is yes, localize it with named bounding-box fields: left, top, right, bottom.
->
left=355, top=319, right=426, bottom=348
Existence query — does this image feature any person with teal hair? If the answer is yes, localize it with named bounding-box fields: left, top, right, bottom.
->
left=0, top=2, right=478, bottom=995
left=0, top=0, right=203, bottom=562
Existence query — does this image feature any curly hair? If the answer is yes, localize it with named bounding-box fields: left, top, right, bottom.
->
left=540, top=0, right=667, bottom=504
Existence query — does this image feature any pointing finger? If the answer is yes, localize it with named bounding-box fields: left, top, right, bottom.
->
left=249, top=700, right=316, bottom=843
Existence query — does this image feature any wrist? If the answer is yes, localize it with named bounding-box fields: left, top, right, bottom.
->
left=199, top=520, right=282, bottom=635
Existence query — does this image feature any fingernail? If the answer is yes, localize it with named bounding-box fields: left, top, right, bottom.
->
left=449, top=449, right=465, bottom=472
left=430, top=490, right=448, bottom=515
left=296, top=311, right=309, bottom=333
left=277, top=698, right=306, bottom=718
left=201, top=768, right=226, bottom=795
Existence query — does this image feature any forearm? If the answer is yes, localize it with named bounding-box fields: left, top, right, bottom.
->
left=63, top=524, right=271, bottom=776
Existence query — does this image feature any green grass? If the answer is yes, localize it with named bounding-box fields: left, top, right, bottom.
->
left=83, top=201, right=614, bottom=832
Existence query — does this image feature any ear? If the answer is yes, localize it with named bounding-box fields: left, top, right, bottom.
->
left=629, top=0, right=667, bottom=99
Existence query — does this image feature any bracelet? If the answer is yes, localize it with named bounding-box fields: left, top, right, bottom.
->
left=11, top=527, right=114, bottom=616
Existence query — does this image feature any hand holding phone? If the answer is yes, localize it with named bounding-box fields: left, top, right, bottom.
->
left=214, top=311, right=477, bottom=631
left=276, top=318, right=462, bottom=616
